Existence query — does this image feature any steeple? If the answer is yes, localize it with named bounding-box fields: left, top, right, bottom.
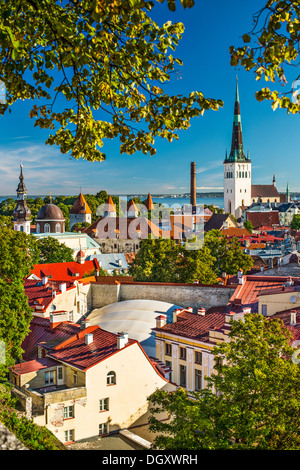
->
left=13, top=163, right=31, bottom=233
left=224, top=78, right=250, bottom=163
left=286, top=182, right=290, bottom=202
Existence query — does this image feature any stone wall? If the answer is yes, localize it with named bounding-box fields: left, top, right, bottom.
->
left=91, top=281, right=236, bottom=310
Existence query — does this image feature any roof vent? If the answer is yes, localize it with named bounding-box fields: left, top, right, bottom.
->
left=117, top=332, right=128, bottom=349
left=85, top=333, right=93, bottom=345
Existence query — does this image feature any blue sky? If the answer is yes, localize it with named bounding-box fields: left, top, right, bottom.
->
left=1, top=0, right=300, bottom=197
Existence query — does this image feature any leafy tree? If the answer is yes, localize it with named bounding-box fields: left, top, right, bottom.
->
left=0, top=0, right=222, bottom=162
left=129, top=238, right=180, bottom=282
left=204, top=229, right=253, bottom=276
left=36, top=237, right=73, bottom=263
left=290, top=214, right=300, bottom=230
left=148, top=314, right=300, bottom=450
left=243, top=220, right=253, bottom=234
left=231, top=1, right=300, bottom=114
left=176, top=244, right=218, bottom=284
left=0, top=228, right=36, bottom=372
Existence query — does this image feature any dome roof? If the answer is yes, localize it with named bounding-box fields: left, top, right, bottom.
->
left=86, top=299, right=182, bottom=357
left=36, top=204, right=65, bottom=221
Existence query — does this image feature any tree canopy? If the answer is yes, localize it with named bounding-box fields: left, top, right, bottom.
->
left=128, top=230, right=253, bottom=283
left=0, top=228, right=35, bottom=372
left=148, top=313, right=300, bottom=450
left=231, top=1, right=300, bottom=114
left=36, top=236, right=74, bottom=263
left=0, top=0, right=221, bottom=162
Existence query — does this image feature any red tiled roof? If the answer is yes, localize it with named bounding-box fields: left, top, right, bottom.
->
left=251, top=185, right=280, bottom=198
left=22, top=316, right=81, bottom=361
left=69, top=193, right=92, bottom=214
left=29, top=259, right=99, bottom=283
left=246, top=211, right=280, bottom=229
left=48, top=325, right=137, bottom=370
left=11, top=357, right=59, bottom=375
left=226, top=275, right=300, bottom=313
left=153, top=308, right=227, bottom=343
left=221, top=227, right=251, bottom=238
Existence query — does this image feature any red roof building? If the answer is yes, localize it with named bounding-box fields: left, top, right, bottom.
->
left=28, top=258, right=99, bottom=283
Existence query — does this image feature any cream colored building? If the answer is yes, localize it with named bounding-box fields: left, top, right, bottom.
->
left=9, top=322, right=175, bottom=445
left=257, top=280, right=300, bottom=317
left=153, top=308, right=230, bottom=391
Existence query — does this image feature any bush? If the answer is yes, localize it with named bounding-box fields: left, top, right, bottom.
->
left=0, top=408, right=66, bottom=450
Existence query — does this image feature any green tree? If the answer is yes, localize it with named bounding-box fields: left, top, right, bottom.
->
left=291, top=214, right=300, bottom=230
left=129, top=238, right=180, bottom=282
left=243, top=220, right=253, bottom=234
left=0, top=0, right=222, bottom=162
left=231, top=1, right=300, bottom=114
left=176, top=244, right=218, bottom=284
left=37, top=237, right=73, bottom=263
left=204, top=229, right=253, bottom=276
left=0, top=228, right=36, bottom=371
left=148, top=314, right=300, bottom=450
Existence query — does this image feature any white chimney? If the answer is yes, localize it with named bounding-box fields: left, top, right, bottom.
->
left=156, top=315, right=167, bottom=328
left=197, top=308, right=206, bottom=315
left=42, top=276, right=48, bottom=285
left=118, top=259, right=122, bottom=267
left=117, top=332, right=128, bottom=349
left=85, top=333, right=93, bottom=345
left=291, top=310, right=297, bottom=326
left=59, top=283, right=66, bottom=293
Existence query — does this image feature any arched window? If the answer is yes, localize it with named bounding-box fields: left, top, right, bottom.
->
left=55, top=223, right=61, bottom=233
left=107, top=371, right=116, bottom=385
left=45, top=223, right=50, bottom=233
left=36, top=223, right=40, bottom=234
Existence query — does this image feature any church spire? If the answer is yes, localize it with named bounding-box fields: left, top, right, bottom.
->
left=224, top=78, right=250, bottom=163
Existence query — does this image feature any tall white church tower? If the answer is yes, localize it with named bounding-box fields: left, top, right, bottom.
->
left=224, top=80, right=252, bottom=218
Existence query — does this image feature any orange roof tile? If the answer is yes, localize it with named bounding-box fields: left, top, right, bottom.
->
left=69, top=193, right=92, bottom=214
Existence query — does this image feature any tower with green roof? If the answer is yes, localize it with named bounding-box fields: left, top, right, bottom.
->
left=224, top=79, right=252, bottom=217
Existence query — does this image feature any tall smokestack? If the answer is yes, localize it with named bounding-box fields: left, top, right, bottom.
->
left=190, top=162, right=196, bottom=209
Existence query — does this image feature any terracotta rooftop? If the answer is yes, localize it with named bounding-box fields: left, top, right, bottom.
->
left=11, top=357, right=59, bottom=376
left=226, top=275, right=300, bottom=313
left=246, top=211, right=280, bottom=229
left=69, top=193, right=92, bottom=214
left=221, top=227, right=251, bottom=238
left=29, top=258, right=99, bottom=283
left=251, top=184, right=280, bottom=198
left=24, top=279, right=76, bottom=314
left=153, top=307, right=227, bottom=343
left=21, top=316, right=81, bottom=361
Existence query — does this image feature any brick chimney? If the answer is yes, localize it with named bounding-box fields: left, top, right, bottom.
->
left=190, top=162, right=196, bottom=210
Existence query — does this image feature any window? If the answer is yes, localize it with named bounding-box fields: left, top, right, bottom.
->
left=195, top=351, right=202, bottom=365
left=73, top=370, right=78, bottom=385
left=165, top=343, right=172, bottom=356
left=99, top=422, right=109, bottom=436
left=165, top=360, right=172, bottom=381
left=44, top=223, right=50, bottom=233
left=64, top=406, right=74, bottom=419
left=64, top=429, right=74, bottom=443
left=57, top=366, right=63, bottom=380
left=99, top=398, right=109, bottom=412
left=44, top=370, right=54, bottom=385
left=55, top=223, right=61, bottom=233
left=36, top=223, right=40, bottom=234
left=180, top=347, right=186, bottom=360
left=180, top=365, right=186, bottom=387
left=195, top=369, right=202, bottom=391
left=261, top=304, right=267, bottom=316
left=107, top=371, right=116, bottom=385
